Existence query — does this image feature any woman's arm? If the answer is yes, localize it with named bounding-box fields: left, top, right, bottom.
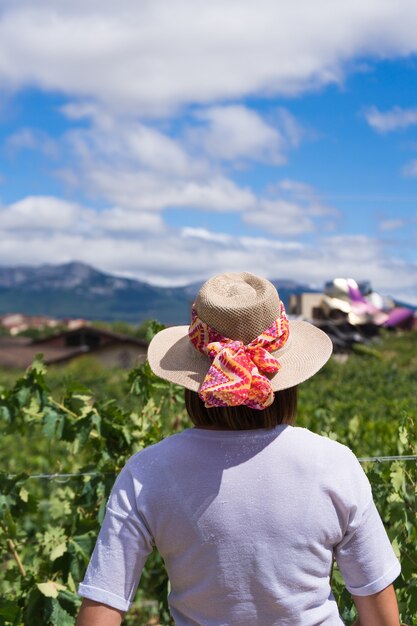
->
left=351, top=584, right=401, bottom=626
left=76, top=598, right=124, bottom=626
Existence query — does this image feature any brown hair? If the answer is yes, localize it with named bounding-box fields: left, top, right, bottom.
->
left=184, top=387, right=297, bottom=430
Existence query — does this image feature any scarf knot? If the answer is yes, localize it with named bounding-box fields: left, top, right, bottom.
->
left=188, top=303, right=289, bottom=410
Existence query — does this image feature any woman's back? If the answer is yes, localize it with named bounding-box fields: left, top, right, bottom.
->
left=77, top=273, right=401, bottom=626
left=80, top=424, right=399, bottom=625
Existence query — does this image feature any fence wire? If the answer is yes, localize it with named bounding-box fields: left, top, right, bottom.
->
left=4, top=454, right=417, bottom=482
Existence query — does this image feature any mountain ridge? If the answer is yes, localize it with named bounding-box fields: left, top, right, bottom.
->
left=0, top=262, right=314, bottom=325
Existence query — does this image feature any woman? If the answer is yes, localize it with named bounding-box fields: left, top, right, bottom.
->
left=77, top=272, right=401, bottom=625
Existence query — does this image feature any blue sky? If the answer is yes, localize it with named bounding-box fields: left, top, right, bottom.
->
left=0, top=1, right=416, bottom=303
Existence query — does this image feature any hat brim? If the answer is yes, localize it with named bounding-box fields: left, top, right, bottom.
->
left=147, top=320, right=333, bottom=392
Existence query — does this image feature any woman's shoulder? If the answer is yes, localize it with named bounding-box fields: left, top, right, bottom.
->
left=288, top=426, right=371, bottom=496
left=287, top=425, right=360, bottom=463
left=125, top=429, right=192, bottom=468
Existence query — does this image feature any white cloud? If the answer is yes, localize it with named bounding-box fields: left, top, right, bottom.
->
left=181, top=228, right=233, bottom=245
left=61, top=102, right=104, bottom=121
left=273, top=179, right=339, bottom=215
left=365, top=106, right=417, bottom=133
left=97, top=207, right=165, bottom=234
left=379, top=219, right=405, bottom=231
left=0, top=226, right=302, bottom=286
left=6, top=128, right=37, bottom=152
left=191, top=105, right=287, bottom=163
left=275, top=109, right=305, bottom=148
left=320, top=237, right=417, bottom=303
left=261, top=232, right=417, bottom=302
left=5, top=128, right=58, bottom=158
left=243, top=179, right=340, bottom=235
left=244, top=199, right=315, bottom=235
left=273, top=179, right=316, bottom=199
left=1, top=2, right=417, bottom=113
left=0, top=4, right=415, bottom=305
left=65, top=116, right=198, bottom=176
left=63, top=112, right=205, bottom=177
left=125, top=125, right=194, bottom=176
left=55, top=110, right=263, bottom=212
left=56, top=107, right=334, bottom=230
left=2, top=113, right=318, bottom=243
left=0, top=223, right=416, bottom=304
left=0, top=195, right=165, bottom=235
left=238, top=236, right=304, bottom=251
left=83, top=168, right=257, bottom=212
left=0, top=196, right=82, bottom=230
left=183, top=227, right=304, bottom=251
left=402, top=159, right=417, bottom=177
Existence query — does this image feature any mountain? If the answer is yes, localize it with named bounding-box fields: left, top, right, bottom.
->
left=0, top=262, right=315, bottom=325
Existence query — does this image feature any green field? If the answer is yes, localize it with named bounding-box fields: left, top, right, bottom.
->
left=1, top=329, right=416, bottom=625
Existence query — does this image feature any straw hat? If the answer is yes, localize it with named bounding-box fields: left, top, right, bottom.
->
left=148, top=272, right=333, bottom=393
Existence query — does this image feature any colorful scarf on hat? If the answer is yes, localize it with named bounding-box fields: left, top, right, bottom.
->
left=188, top=302, right=289, bottom=410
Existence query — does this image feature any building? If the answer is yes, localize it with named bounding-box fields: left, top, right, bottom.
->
left=288, top=292, right=326, bottom=320
left=0, top=326, right=148, bottom=369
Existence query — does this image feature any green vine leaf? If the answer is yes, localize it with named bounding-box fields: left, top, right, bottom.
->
left=50, top=599, right=74, bottom=626
left=50, top=542, right=67, bottom=561
left=0, top=332, right=415, bottom=624
left=37, top=581, right=66, bottom=598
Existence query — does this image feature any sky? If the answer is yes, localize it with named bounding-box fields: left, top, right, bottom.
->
left=0, top=1, right=417, bottom=304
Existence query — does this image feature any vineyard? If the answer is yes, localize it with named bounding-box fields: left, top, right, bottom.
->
left=0, top=328, right=416, bottom=625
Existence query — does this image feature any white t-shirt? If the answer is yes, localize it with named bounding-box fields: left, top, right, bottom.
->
left=78, top=425, right=400, bottom=625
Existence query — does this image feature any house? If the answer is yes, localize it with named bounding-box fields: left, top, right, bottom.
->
left=288, top=292, right=326, bottom=320
left=0, top=313, right=85, bottom=335
left=0, top=326, right=148, bottom=369
left=0, top=313, right=62, bottom=335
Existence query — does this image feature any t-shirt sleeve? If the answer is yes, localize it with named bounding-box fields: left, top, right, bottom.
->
left=78, top=462, right=154, bottom=611
left=333, top=452, right=400, bottom=596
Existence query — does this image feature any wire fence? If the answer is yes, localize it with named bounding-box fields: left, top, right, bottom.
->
left=358, top=454, right=417, bottom=463
left=4, top=454, right=417, bottom=482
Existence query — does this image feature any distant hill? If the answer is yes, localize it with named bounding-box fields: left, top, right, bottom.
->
left=0, top=263, right=314, bottom=325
